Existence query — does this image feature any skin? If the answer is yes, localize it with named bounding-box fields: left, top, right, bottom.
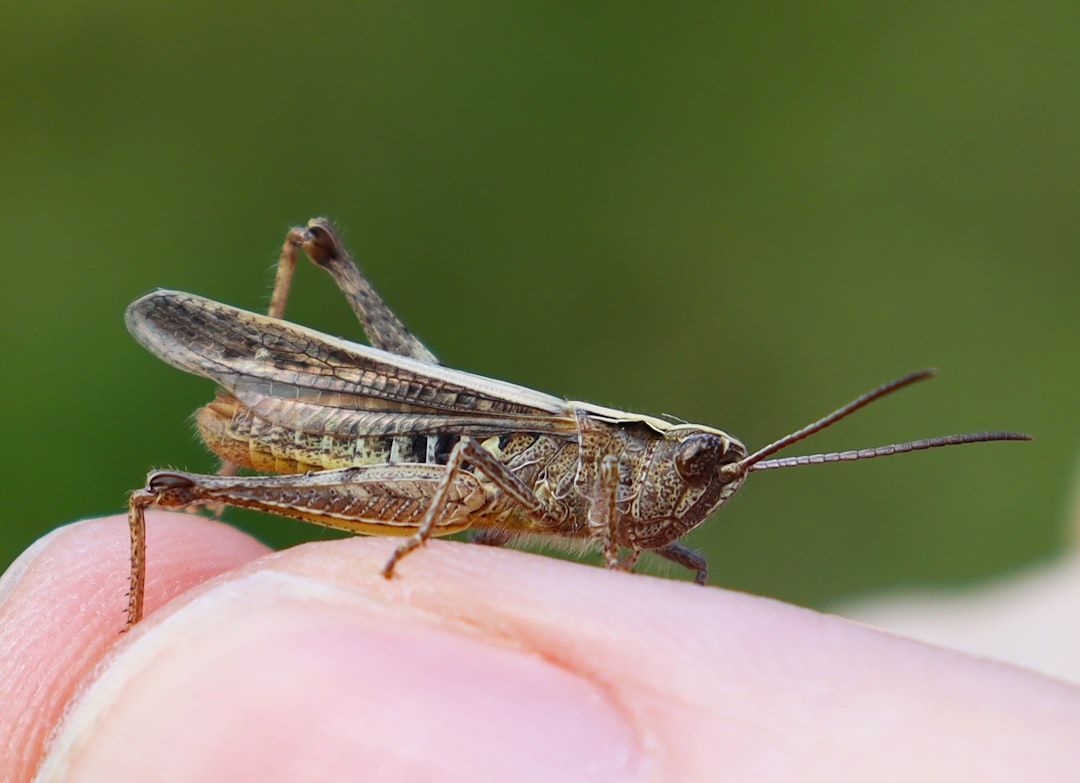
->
left=2, top=513, right=1079, bottom=782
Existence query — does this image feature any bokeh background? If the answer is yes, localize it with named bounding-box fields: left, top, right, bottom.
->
left=3, top=3, right=1076, bottom=608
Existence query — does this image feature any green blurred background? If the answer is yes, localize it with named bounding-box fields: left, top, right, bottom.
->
left=3, top=3, right=1076, bottom=608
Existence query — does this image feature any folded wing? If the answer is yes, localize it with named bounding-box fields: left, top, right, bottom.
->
left=127, top=290, right=578, bottom=438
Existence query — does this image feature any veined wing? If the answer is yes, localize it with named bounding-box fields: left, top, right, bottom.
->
left=126, top=290, right=578, bottom=437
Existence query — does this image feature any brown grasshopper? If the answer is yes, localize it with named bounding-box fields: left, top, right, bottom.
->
left=124, top=218, right=1030, bottom=627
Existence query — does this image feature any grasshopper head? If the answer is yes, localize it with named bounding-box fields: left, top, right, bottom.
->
left=626, top=426, right=749, bottom=548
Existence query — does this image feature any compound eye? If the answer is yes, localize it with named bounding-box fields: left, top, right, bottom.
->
left=674, top=434, right=726, bottom=484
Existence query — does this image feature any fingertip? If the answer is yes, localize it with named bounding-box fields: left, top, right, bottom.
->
left=41, top=568, right=640, bottom=782
left=0, top=512, right=269, bottom=781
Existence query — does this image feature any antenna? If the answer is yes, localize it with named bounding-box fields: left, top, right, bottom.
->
left=727, top=369, right=1031, bottom=474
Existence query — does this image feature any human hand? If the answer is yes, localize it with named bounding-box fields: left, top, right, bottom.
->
left=3, top=512, right=1078, bottom=782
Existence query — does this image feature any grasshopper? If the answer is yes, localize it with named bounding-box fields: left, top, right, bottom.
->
left=124, top=218, right=1030, bottom=627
